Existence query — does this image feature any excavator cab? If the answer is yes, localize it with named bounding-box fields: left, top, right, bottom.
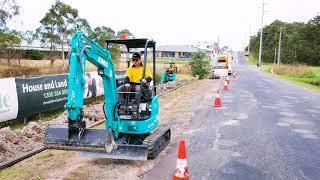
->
left=106, top=39, right=157, bottom=120
left=44, top=32, right=170, bottom=161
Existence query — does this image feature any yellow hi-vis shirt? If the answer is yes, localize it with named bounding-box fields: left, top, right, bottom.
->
left=125, top=65, right=152, bottom=83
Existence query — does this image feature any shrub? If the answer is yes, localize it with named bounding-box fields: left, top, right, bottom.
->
left=309, top=80, right=320, bottom=86
left=189, top=51, right=210, bottom=79
left=177, top=64, right=191, bottom=74
left=26, top=50, right=44, bottom=60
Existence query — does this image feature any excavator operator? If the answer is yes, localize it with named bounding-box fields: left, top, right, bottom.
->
left=169, top=63, right=175, bottom=71
left=118, top=52, right=152, bottom=104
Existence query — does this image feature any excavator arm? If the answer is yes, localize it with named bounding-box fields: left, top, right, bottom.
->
left=65, top=31, right=119, bottom=138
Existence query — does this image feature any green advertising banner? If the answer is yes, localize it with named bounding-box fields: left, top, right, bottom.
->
left=0, top=71, right=125, bottom=122
left=15, top=74, right=68, bottom=118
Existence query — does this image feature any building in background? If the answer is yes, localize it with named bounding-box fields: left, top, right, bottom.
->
left=156, top=45, right=199, bottom=59
left=193, top=41, right=219, bottom=60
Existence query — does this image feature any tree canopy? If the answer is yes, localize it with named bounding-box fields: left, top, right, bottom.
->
left=35, top=0, right=81, bottom=62
left=0, top=0, right=135, bottom=65
left=248, top=16, right=320, bottom=65
left=117, top=29, right=135, bottom=39
left=0, top=0, right=19, bottom=28
left=189, top=51, right=210, bottom=79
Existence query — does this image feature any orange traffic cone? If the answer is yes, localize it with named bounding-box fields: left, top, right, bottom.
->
left=223, top=80, right=228, bottom=91
left=173, top=140, right=190, bottom=180
left=214, top=90, right=222, bottom=107
left=226, top=76, right=230, bottom=84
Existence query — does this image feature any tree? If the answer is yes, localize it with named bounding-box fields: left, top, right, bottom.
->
left=0, top=0, right=19, bottom=28
left=15, top=30, right=36, bottom=65
left=189, top=51, right=210, bottom=79
left=0, top=0, right=20, bottom=64
left=117, top=29, right=135, bottom=39
left=23, top=30, right=34, bottom=49
left=90, top=26, right=115, bottom=45
left=248, top=16, right=320, bottom=65
left=0, top=29, right=21, bottom=64
left=74, top=18, right=92, bottom=35
left=90, top=26, right=120, bottom=64
left=35, top=0, right=80, bottom=65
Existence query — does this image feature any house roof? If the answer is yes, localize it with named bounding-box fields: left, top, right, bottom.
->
left=156, top=45, right=199, bottom=53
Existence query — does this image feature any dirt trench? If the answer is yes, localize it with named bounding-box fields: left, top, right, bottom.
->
left=0, top=79, right=219, bottom=180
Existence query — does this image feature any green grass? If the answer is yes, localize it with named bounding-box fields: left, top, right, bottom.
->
left=247, top=55, right=257, bottom=65
left=277, top=75, right=320, bottom=92
left=277, top=66, right=320, bottom=91
left=176, top=73, right=197, bottom=80
left=0, top=150, right=73, bottom=180
left=247, top=55, right=272, bottom=66
left=246, top=56, right=320, bottom=92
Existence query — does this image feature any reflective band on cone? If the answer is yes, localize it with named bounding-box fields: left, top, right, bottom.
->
left=173, top=140, right=190, bottom=180
left=226, top=76, right=230, bottom=84
left=223, top=80, right=228, bottom=91
left=214, top=90, right=221, bottom=107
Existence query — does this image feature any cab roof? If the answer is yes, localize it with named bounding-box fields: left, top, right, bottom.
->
left=105, top=39, right=156, bottom=49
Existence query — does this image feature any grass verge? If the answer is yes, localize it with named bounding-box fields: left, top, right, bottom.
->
left=247, top=56, right=320, bottom=92
left=0, top=150, right=73, bottom=180
left=176, top=74, right=197, bottom=80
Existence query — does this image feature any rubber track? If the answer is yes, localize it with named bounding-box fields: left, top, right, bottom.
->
left=143, top=126, right=171, bottom=159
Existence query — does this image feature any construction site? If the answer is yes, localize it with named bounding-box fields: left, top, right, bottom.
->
left=1, top=0, right=320, bottom=179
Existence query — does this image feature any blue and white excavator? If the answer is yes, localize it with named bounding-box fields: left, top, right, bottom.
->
left=44, top=31, right=171, bottom=160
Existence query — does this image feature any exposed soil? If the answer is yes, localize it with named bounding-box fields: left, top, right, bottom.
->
left=0, top=104, right=104, bottom=164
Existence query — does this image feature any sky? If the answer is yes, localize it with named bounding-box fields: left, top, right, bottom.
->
left=7, top=0, right=320, bottom=50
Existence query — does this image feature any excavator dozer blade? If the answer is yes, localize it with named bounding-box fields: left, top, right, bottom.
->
left=44, top=128, right=148, bottom=161
left=80, top=144, right=148, bottom=161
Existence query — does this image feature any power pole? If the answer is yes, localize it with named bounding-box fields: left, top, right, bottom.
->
left=258, top=0, right=265, bottom=67
left=248, top=36, right=251, bottom=55
left=217, top=36, right=220, bottom=54
left=274, top=48, right=277, bottom=64
left=248, top=25, right=251, bottom=55
left=277, top=28, right=282, bottom=65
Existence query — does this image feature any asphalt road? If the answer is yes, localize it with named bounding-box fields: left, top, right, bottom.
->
left=143, top=53, right=320, bottom=180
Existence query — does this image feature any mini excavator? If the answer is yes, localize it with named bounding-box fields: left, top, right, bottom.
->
left=160, top=62, right=177, bottom=84
left=44, top=31, right=170, bottom=160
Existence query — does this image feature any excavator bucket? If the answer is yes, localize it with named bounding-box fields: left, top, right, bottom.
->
left=44, top=128, right=148, bottom=161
